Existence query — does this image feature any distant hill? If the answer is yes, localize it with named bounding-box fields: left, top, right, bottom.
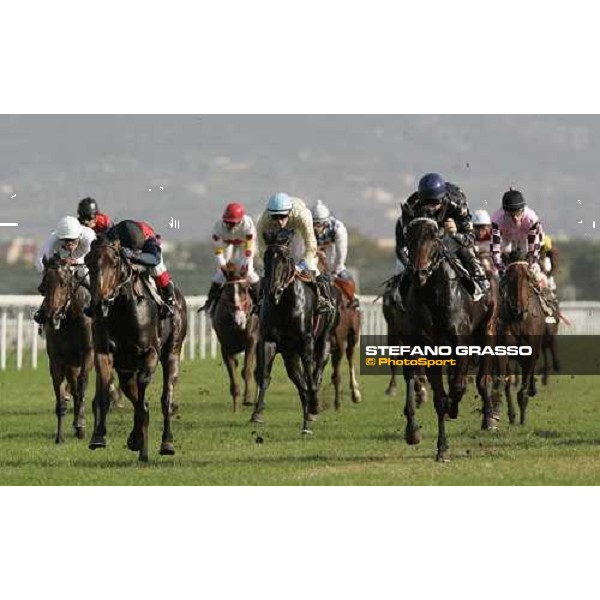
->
left=0, top=115, right=598, bottom=245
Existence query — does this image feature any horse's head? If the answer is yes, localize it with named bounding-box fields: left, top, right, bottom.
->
left=504, top=250, right=531, bottom=320
left=43, top=255, right=75, bottom=330
left=221, top=277, right=252, bottom=329
left=263, top=229, right=295, bottom=305
left=406, top=217, right=442, bottom=287
left=85, top=236, right=129, bottom=317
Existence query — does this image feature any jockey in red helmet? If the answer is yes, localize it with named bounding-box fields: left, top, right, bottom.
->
left=201, top=202, right=260, bottom=314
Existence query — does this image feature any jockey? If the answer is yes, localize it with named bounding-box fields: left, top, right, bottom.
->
left=395, top=173, right=490, bottom=300
left=492, top=189, right=557, bottom=317
left=473, top=209, right=492, bottom=250
left=202, top=202, right=261, bottom=314
left=77, top=197, right=113, bottom=234
left=311, top=200, right=359, bottom=309
left=540, top=233, right=557, bottom=292
left=105, top=220, right=176, bottom=315
left=33, top=216, right=96, bottom=324
left=256, top=192, right=334, bottom=313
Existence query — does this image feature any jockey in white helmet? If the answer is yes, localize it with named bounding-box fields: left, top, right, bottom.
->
left=311, top=200, right=359, bottom=308
left=33, top=216, right=96, bottom=324
left=201, top=202, right=260, bottom=314
left=256, top=192, right=334, bottom=313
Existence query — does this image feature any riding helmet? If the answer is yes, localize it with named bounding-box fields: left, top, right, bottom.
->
left=77, top=197, right=99, bottom=220
left=418, top=173, right=447, bottom=202
left=502, top=189, right=526, bottom=212
left=222, top=202, right=246, bottom=224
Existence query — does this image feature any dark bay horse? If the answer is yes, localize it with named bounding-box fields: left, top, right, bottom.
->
left=251, top=231, right=337, bottom=433
left=85, top=237, right=187, bottom=461
left=42, top=256, right=93, bottom=443
left=401, top=218, right=498, bottom=461
left=211, top=272, right=259, bottom=412
left=317, top=251, right=361, bottom=409
left=495, top=253, right=546, bottom=425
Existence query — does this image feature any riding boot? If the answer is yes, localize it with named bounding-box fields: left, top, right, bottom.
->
left=159, top=281, right=176, bottom=318
left=459, top=247, right=490, bottom=300
left=200, top=281, right=222, bottom=315
left=314, top=274, right=335, bottom=314
left=33, top=303, right=47, bottom=325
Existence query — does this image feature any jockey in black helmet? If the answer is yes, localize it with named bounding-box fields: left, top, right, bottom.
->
left=394, top=173, right=490, bottom=304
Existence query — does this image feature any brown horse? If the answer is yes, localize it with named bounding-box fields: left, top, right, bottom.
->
left=211, top=272, right=259, bottom=412
left=317, top=251, right=361, bottom=409
left=495, top=254, right=546, bottom=425
left=42, top=256, right=93, bottom=443
left=85, top=237, right=187, bottom=461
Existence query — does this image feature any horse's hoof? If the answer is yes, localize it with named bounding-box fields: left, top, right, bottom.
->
left=55, top=435, right=64, bottom=444
left=482, top=418, right=499, bottom=431
left=352, top=392, right=362, bottom=404
left=88, top=436, right=106, bottom=450
left=138, top=453, right=149, bottom=463
left=250, top=412, right=264, bottom=424
left=159, top=442, right=175, bottom=456
left=416, top=392, right=427, bottom=407
left=127, top=434, right=142, bottom=452
left=301, top=429, right=313, bottom=436
left=242, top=400, right=254, bottom=407
left=385, top=387, right=397, bottom=397
left=307, top=413, right=318, bottom=422
left=75, top=427, right=86, bottom=440
left=436, top=452, right=450, bottom=463
left=405, top=428, right=422, bottom=445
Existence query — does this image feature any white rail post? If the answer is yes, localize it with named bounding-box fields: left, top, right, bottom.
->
left=189, top=309, right=196, bottom=360
left=210, top=320, right=217, bottom=359
left=16, top=310, right=24, bottom=370
left=0, top=310, right=6, bottom=370
left=199, top=311, right=206, bottom=359
left=31, top=319, right=38, bottom=369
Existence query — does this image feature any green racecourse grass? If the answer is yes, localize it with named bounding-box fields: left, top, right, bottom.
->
left=1, top=356, right=599, bottom=485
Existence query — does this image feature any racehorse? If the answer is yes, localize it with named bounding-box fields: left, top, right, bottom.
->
left=317, top=251, right=361, bottom=409
left=211, top=271, right=259, bottom=412
left=251, top=230, right=337, bottom=433
left=401, top=217, right=498, bottom=461
left=85, top=236, right=187, bottom=461
left=381, top=275, right=428, bottom=405
left=42, top=256, right=93, bottom=443
left=495, top=251, right=546, bottom=425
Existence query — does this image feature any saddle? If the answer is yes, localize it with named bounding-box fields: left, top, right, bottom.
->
left=133, top=269, right=166, bottom=310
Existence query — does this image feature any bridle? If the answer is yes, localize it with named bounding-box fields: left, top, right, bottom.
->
left=44, top=261, right=89, bottom=327
left=222, top=278, right=252, bottom=315
left=89, top=242, right=133, bottom=315
left=503, top=260, right=531, bottom=319
left=264, top=243, right=296, bottom=301
left=406, top=218, right=445, bottom=280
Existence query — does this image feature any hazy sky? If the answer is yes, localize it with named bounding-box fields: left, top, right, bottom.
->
left=0, top=115, right=598, bottom=242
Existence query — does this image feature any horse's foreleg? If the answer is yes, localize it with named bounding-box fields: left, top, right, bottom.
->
left=429, top=366, right=450, bottom=462
left=159, top=350, right=180, bottom=456
left=331, top=339, right=343, bottom=410
left=251, top=341, right=276, bottom=424
left=222, top=346, right=240, bottom=413
left=136, top=347, right=159, bottom=462
left=73, top=347, right=93, bottom=439
left=283, top=353, right=311, bottom=434
left=447, top=358, right=469, bottom=420
left=242, top=331, right=258, bottom=407
left=89, top=352, right=113, bottom=450
left=477, top=358, right=496, bottom=431
left=49, top=358, right=66, bottom=444
left=301, top=336, right=319, bottom=417
left=347, top=327, right=361, bottom=404
left=403, top=366, right=421, bottom=446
